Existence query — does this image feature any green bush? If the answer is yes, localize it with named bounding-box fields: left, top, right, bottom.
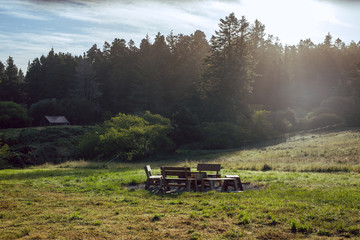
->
left=251, top=110, right=277, bottom=141
left=85, top=111, right=174, bottom=161
left=77, top=131, right=101, bottom=160
left=302, top=107, right=344, bottom=130
left=321, top=96, right=360, bottom=126
left=199, top=122, right=251, bottom=149
left=1, top=126, right=95, bottom=167
left=0, top=101, right=31, bottom=129
left=0, top=137, right=12, bottom=169
left=172, top=107, right=201, bottom=146
left=268, top=108, right=296, bottom=133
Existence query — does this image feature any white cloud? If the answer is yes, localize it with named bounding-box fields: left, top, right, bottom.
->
left=1, top=0, right=360, bottom=71
left=0, top=0, right=49, bottom=20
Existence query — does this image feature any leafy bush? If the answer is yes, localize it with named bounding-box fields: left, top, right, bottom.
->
left=321, top=96, right=360, bottom=126
left=172, top=107, right=201, bottom=146
left=268, top=108, right=296, bottom=133
left=0, top=101, right=31, bottom=129
left=0, top=137, right=12, bottom=169
left=1, top=126, right=95, bottom=167
left=199, top=122, right=251, bottom=149
left=77, top=131, right=101, bottom=160
left=302, top=107, right=344, bottom=130
left=82, top=111, right=174, bottom=161
left=251, top=110, right=277, bottom=141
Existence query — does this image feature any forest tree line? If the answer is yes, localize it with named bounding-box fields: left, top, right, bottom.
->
left=1, top=13, right=360, bottom=151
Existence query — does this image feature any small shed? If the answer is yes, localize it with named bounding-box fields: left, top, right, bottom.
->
left=42, top=116, right=70, bottom=126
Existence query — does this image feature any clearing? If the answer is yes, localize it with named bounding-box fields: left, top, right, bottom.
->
left=0, top=129, right=359, bottom=239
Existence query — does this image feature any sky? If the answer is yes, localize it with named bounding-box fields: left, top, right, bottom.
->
left=1, top=0, right=360, bottom=72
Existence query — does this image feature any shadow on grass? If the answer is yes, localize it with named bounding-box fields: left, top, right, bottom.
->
left=0, top=167, right=135, bottom=181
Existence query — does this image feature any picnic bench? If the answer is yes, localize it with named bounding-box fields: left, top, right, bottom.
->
left=197, top=163, right=221, bottom=177
left=160, top=166, right=196, bottom=192
left=197, top=164, right=243, bottom=192
left=145, top=164, right=243, bottom=192
left=144, top=165, right=162, bottom=190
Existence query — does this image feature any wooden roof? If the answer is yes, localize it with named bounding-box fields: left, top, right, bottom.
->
left=44, top=116, right=70, bottom=124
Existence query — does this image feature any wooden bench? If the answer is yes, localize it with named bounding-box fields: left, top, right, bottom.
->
left=144, top=165, right=162, bottom=190
left=197, top=164, right=221, bottom=178
left=201, top=177, right=238, bottom=192
left=197, top=164, right=222, bottom=190
left=224, top=175, right=244, bottom=191
left=160, top=166, right=196, bottom=192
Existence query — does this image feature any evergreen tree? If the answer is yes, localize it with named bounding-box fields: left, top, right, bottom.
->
left=129, top=33, right=173, bottom=116
left=0, top=61, right=5, bottom=85
left=0, top=57, right=24, bottom=103
left=69, top=58, right=102, bottom=103
left=25, top=58, right=44, bottom=105
left=201, top=13, right=255, bottom=122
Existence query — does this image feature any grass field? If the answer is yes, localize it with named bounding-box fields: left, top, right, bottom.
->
left=1, top=129, right=360, bottom=239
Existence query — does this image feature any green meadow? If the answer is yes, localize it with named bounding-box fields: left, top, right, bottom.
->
left=1, top=130, right=360, bottom=239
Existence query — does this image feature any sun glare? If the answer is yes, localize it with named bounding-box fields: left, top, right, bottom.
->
left=238, top=0, right=340, bottom=44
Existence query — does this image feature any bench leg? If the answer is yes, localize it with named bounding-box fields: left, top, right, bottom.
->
left=233, top=179, right=239, bottom=191
left=238, top=178, right=244, bottom=191
left=223, top=181, right=228, bottom=192
left=193, top=180, right=198, bottom=192
left=209, top=180, right=214, bottom=190
left=145, top=180, right=150, bottom=190
left=186, top=181, right=191, bottom=192
left=159, top=179, right=164, bottom=192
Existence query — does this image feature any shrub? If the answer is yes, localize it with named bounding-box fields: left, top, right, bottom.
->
left=1, top=126, right=94, bottom=167
left=251, top=110, right=277, bottom=141
left=199, top=122, right=251, bottom=149
left=92, top=111, right=174, bottom=161
left=0, top=137, right=12, bottom=169
left=261, top=164, right=272, bottom=171
left=0, top=101, right=31, bottom=129
left=77, top=131, right=101, bottom=160
left=268, top=108, right=296, bottom=133
left=302, top=107, right=344, bottom=130
left=321, top=96, right=360, bottom=126
left=171, top=107, right=201, bottom=146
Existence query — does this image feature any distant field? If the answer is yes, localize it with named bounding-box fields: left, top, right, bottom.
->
left=1, top=130, right=359, bottom=239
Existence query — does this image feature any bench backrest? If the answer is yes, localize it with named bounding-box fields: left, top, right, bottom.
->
left=197, top=164, right=221, bottom=176
left=161, top=166, right=191, bottom=179
left=197, top=164, right=221, bottom=172
left=144, top=165, right=152, bottom=178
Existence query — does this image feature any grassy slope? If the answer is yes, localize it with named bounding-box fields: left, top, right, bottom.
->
left=0, top=130, right=359, bottom=239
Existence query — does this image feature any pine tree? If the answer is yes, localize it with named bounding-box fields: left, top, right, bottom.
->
left=69, top=58, right=102, bottom=103
left=201, top=13, right=255, bottom=122
left=25, top=58, right=44, bottom=105
left=0, top=57, right=24, bottom=103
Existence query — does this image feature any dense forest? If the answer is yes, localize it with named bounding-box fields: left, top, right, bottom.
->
left=1, top=13, right=360, bottom=165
